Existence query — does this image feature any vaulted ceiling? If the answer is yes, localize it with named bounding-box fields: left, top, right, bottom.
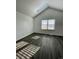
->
left=16, top=0, right=63, bottom=17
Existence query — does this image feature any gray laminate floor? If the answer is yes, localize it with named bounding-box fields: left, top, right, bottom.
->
left=16, top=33, right=63, bottom=59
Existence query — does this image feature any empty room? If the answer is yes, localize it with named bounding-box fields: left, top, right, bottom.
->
left=16, top=0, right=63, bottom=59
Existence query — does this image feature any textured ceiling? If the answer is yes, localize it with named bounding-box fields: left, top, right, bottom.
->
left=48, top=0, right=63, bottom=10
left=16, top=0, right=63, bottom=17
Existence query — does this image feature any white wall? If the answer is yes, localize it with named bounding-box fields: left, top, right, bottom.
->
left=16, top=11, right=33, bottom=41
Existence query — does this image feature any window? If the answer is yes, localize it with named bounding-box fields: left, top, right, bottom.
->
left=48, top=20, right=55, bottom=30
left=41, top=19, right=55, bottom=30
left=41, top=20, right=47, bottom=30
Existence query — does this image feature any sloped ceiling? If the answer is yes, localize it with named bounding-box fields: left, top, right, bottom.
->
left=16, top=0, right=63, bottom=17
left=48, top=0, right=63, bottom=10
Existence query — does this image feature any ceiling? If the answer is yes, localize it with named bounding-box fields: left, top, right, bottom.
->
left=16, top=0, right=63, bottom=17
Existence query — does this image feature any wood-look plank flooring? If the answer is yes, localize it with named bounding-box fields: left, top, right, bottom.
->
left=17, top=33, right=63, bottom=59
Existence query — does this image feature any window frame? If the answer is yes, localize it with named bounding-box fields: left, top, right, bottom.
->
left=41, top=19, right=55, bottom=30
